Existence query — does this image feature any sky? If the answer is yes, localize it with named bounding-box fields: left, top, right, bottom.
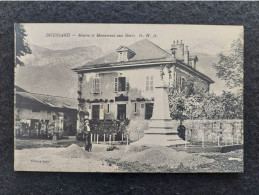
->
left=23, top=23, right=243, bottom=55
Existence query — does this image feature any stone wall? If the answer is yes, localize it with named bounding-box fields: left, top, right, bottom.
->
left=181, top=119, right=243, bottom=145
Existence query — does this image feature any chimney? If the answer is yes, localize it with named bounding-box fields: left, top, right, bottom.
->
left=170, top=40, right=184, bottom=60
left=184, top=46, right=189, bottom=65
left=193, top=55, right=198, bottom=69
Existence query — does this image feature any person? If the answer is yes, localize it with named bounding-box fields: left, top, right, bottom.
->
left=82, top=118, right=92, bottom=152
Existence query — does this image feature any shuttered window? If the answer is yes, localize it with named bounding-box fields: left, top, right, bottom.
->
left=150, top=76, right=153, bottom=90
left=114, top=77, right=129, bottom=92
left=92, top=77, right=100, bottom=94
left=146, top=76, right=153, bottom=91
left=114, top=77, right=118, bottom=92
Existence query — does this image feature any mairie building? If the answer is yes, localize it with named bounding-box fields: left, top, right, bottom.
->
left=72, top=39, right=214, bottom=124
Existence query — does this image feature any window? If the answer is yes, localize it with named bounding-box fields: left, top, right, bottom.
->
left=118, top=52, right=128, bottom=62
left=146, top=76, right=153, bottom=91
left=181, top=77, right=186, bottom=90
left=114, top=77, right=129, bottom=92
left=107, top=104, right=110, bottom=113
left=134, top=103, right=137, bottom=113
left=92, top=77, right=100, bottom=94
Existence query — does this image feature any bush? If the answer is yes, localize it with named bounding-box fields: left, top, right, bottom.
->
left=126, top=117, right=149, bottom=141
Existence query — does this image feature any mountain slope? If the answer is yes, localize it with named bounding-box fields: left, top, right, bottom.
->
left=192, top=52, right=228, bottom=94
left=15, top=45, right=103, bottom=98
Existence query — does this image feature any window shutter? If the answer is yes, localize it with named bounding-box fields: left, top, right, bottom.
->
left=92, top=78, right=95, bottom=93
left=150, top=76, right=153, bottom=90
left=114, top=77, right=118, bottom=92
left=126, top=77, right=129, bottom=91
left=134, top=103, right=137, bottom=113
left=146, top=76, right=149, bottom=90
left=96, top=78, right=100, bottom=93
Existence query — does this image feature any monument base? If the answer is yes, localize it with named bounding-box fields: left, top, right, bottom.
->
left=131, top=119, right=187, bottom=147
left=131, top=132, right=187, bottom=147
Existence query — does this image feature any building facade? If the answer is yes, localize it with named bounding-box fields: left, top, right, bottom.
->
left=72, top=39, right=214, bottom=124
left=15, top=86, right=77, bottom=139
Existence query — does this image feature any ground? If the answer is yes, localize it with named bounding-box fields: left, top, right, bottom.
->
left=14, top=138, right=243, bottom=173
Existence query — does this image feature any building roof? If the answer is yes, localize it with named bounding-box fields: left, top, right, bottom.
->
left=73, top=39, right=174, bottom=70
left=72, top=39, right=214, bottom=84
left=16, top=91, right=78, bottom=110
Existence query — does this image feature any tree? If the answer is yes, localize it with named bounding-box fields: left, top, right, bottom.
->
left=213, top=35, right=243, bottom=93
left=15, top=24, right=32, bottom=67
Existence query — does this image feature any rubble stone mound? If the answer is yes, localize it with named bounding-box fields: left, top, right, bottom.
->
left=55, top=144, right=92, bottom=159
left=119, top=146, right=214, bottom=169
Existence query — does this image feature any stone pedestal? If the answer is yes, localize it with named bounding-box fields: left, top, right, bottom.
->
left=131, top=79, right=186, bottom=147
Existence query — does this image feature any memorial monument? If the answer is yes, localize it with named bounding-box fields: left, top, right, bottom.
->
left=131, top=78, right=186, bottom=146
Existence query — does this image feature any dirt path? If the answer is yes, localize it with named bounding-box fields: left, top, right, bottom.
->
left=15, top=145, right=119, bottom=172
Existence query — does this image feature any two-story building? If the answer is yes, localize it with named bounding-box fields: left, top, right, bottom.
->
left=72, top=39, right=214, bottom=124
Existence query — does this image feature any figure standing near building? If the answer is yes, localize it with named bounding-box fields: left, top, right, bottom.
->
left=81, top=113, right=92, bottom=152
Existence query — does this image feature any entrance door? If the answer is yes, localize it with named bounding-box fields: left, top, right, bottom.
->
left=92, top=105, right=100, bottom=119
left=117, top=104, right=126, bottom=120
left=30, top=119, right=40, bottom=137
left=145, top=103, right=154, bottom=119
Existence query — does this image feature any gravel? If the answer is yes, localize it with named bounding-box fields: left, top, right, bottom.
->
left=15, top=143, right=243, bottom=172
left=118, top=146, right=214, bottom=170
left=55, top=144, right=92, bottom=158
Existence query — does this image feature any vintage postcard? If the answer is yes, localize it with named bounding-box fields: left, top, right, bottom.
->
left=14, top=24, right=243, bottom=172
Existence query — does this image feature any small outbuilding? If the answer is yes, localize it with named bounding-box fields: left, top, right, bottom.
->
left=15, top=86, right=78, bottom=139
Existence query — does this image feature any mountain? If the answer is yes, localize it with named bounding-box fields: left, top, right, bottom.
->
left=23, top=45, right=102, bottom=68
left=15, top=45, right=103, bottom=98
left=192, top=52, right=228, bottom=95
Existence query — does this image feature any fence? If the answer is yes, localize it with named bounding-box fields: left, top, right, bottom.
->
left=89, top=133, right=129, bottom=146
left=183, top=119, right=243, bottom=147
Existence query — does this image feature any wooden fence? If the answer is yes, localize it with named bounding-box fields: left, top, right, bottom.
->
left=89, top=133, right=129, bottom=146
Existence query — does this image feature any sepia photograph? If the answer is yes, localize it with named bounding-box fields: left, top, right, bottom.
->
left=14, top=23, right=243, bottom=172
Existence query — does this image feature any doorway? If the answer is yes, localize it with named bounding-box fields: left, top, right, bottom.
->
left=145, top=103, right=154, bottom=119
left=117, top=104, right=126, bottom=120
left=92, top=105, right=100, bottom=119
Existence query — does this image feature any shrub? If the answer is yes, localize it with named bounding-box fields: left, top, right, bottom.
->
left=126, top=116, right=149, bottom=141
